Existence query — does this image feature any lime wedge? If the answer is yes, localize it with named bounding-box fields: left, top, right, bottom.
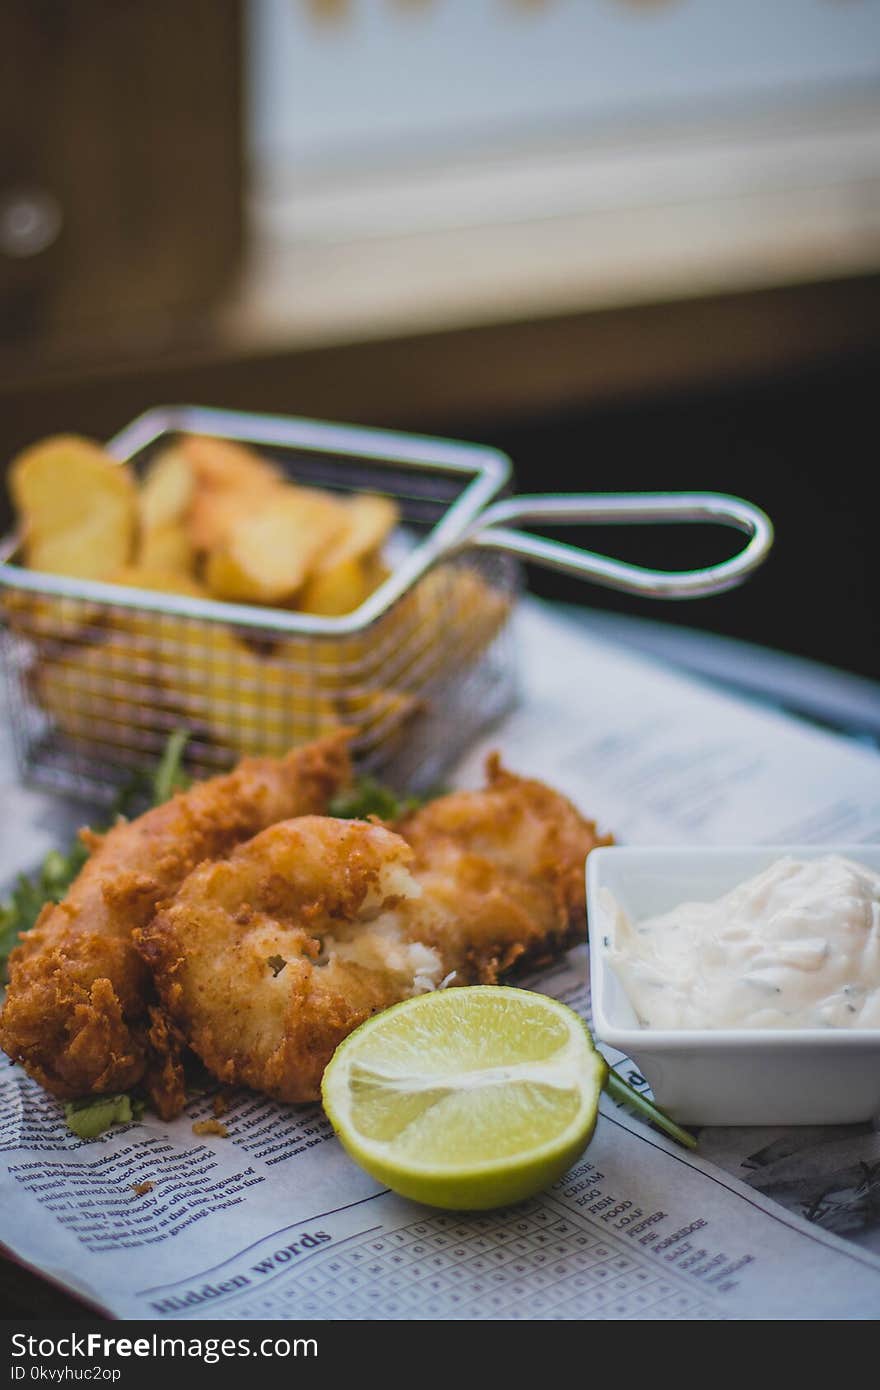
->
left=321, top=986, right=607, bottom=1210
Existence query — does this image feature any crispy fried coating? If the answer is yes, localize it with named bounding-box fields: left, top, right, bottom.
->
left=137, top=756, right=609, bottom=1110
left=0, top=733, right=351, bottom=1108
left=137, top=817, right=427, bottom=1105
left=395, top=753, right=612, bottom=982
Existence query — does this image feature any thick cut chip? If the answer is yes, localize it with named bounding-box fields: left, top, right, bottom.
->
left=26, top=516, right=127, bottom=582
left=103, top=569, right=210, bottom=702
left=315, top=494, right=399, bottom=573
left=109, top=567, right=208, bottom=600
left=296, top=557, right=374, bottom=616
left=36, top=637, right=153, bottom=745
left=10, top=435, right=136, bottom=581
left=180, top=434, right=283, bottom=494
left=137, top=448, right=194, bottom=533
left=3, top=590, right=98, bottom=642
left=204, top=489, right=348, bottom=604
left=294, top=495, right=397, bottom=614
left=180, top=435, right=285, bottom=552
left=136, top=523, right=194, bottom=575
left=195, top=648, right=342, bottom=756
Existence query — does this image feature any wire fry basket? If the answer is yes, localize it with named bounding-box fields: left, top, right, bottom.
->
left=0, top=406, right=773, bottom=801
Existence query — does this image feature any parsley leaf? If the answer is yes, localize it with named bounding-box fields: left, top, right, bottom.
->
left=329, top=776, right=424, bottom=822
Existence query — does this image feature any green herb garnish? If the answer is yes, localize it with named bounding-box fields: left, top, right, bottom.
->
left=1, top=730, right=192, bottom=980
left=2, top=731, right=194, bottom=1138
left=329, top=775, right=425, bottom=822
left=150, top=727, right=192, bottom=805
left=64, top=1094, right=144, bottom=1141
left=0, top=842, right=90, bottom=969
left=4, top=738, right=440, bottom=1144
left=605, top=1069, right=698, bottom=1151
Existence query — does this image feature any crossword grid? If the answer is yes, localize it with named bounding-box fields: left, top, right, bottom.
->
left=224, top=1203, right=723, bottom=1320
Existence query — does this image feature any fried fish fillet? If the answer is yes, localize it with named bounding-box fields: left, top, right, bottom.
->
left=0, top=733, right=351, bottom=1108
left=395, top=752, right=610, bottom=982
left=136, top=757, right=610, bottom=1108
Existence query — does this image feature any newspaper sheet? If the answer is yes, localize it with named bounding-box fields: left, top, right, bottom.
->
left=2, top=600, right=879, bottom=1320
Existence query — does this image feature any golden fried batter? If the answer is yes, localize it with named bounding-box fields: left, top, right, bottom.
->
left=136, top=757, right=609, bottom=1110
left=0, top=733, right=351, bottom=1109
left=396, top=752, right=610, bottom=981
left=137, top=816, right=426, bottom=1105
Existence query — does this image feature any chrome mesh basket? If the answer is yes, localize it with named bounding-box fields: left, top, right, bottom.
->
left=0, top=406, right=773, bottom=801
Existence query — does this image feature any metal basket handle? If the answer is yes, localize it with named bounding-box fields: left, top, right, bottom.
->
left=457, top=492, right=773, bottom=600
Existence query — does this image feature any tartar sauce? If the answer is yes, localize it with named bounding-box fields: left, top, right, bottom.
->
left=607, top=855, right=880, bottom=1029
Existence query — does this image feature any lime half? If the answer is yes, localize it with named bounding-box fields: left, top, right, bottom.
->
left=321, top=986, right=607, bottom=1210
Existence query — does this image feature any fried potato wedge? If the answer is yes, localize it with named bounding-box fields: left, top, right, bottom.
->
left=24, top=517, right=129, bottom=582
left=295, top=553, right=392, bottom=617
left=181, top=435, right=285, bottom=552
left=3, top=590, right=101, bottom=643
left=104, top=570, right=210, bottom=663
left=35, top=638, right=154, bottom=745
left=191, top=645, right=417, bottom=759
left=197, top=658, right=342, bottom=757
left=138, top=448, right=194, bottom=533
left=296, top=557, right=374, bottom=616
left=39, top=570, right=227, bottom=748
left=294, top=496, right=398, bottom=614
left=10, top=435, right=136, bottom=580
left=9, top=429, right=432, bottom=769
left=10, top=435, right=134, bottom=535
left=205, top=489, right=348, bottom=605
left=136, top=523, right=194, bottom=575
left=180, top=435, right=283, bottom=494
left=105, top=569, right=210, bottom=673
left=379, top=564, right=511, bottom=685
left=315, top=494, right=399, bottom=573
left=110, top=567, right=208, bottom=600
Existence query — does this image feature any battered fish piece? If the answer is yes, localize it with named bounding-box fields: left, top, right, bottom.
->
left=396, top=753, right=611, bottom=982
left=137, top=817, right=431, bottom=1104
left=137, top=758, right=609, bottom=1109
left=0, top=733, right=351, bottom=1110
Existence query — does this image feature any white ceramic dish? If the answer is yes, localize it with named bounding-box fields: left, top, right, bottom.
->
left=586, top=844, right=880, bottom=1126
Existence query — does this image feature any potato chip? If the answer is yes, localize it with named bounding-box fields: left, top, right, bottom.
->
left=109, top=567, right=208, bottom=600
left=138, top=448, right=194, bottom=533
left=104, top=570, right=210, bottom=665
left=205, top=489, right=348, bottom=604
left=197, top=658, right=342, bottom=758
left=136, top=523, right=194, bottom=575
left=363, top=556, right=392, bottom=589
left=296, top=557, right=374, bottom=616
left=181, top=435, right=285, bottom=551
left=3, top=589, right=100, bottom=643
left=376, top=564, right=511, bottom=687
left=35, top=638, right=151, bottom=745
left=180, top=435, right=283, bottom=493
left=9, top=428, right=433, bottom=771
left=314, top=494, right=399, bottom=573
left=10, top=435, right=136, bottom=581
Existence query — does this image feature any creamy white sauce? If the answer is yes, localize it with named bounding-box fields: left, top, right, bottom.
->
left=606, top=855, right=880, bottom=1029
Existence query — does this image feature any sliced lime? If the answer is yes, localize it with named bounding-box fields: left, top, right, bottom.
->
left=321, top=986, right=607, bottom=1210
